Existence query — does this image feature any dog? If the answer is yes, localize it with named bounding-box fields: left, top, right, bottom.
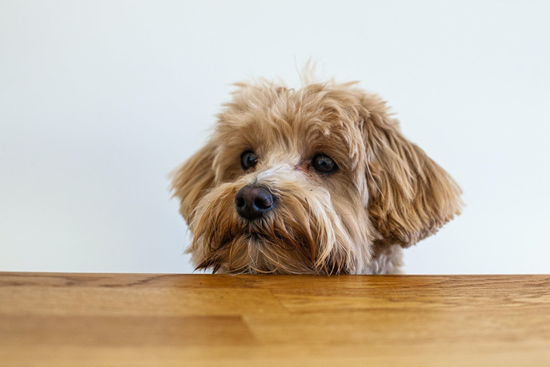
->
left=171, top=73, right=462, bottom=274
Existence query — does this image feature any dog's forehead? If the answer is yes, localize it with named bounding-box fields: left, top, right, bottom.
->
left=216, top=82, right=364, bottom=156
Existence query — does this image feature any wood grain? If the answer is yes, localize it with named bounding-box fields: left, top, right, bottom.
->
left=1, top=273, right=549, bottom=366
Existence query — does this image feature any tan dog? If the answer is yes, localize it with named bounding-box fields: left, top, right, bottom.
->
left=171, top=75, right=462, bottom=274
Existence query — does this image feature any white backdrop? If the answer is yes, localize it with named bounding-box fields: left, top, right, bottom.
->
left=1, top=0, right=549, bottom=274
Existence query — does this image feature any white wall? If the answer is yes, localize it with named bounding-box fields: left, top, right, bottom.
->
left=1, top=0, right=549, bottom=274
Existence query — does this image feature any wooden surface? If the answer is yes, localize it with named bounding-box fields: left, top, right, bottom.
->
left=1, top=273, right=549, bottom=367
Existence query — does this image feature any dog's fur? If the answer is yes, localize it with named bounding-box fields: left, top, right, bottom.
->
left=171, top=74, right=462, bottom=274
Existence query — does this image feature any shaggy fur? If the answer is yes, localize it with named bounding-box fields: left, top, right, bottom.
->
left=171, top=74, right=462, bottom=274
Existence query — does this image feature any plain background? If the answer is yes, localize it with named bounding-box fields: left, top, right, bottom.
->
left=1, top=0, right=549, bottom=274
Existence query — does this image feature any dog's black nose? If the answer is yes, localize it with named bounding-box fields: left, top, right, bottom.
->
left=235, top=185, right=274, bottom=221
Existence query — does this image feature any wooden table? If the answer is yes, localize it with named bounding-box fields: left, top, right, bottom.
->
left=1, top=273, right=549, bottom=366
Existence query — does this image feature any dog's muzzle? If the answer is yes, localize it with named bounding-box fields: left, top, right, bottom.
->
left=234, top=185, right=274, bottom=221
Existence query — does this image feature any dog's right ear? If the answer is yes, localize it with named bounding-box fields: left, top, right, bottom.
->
left=170, top=140, right=217, bottom=224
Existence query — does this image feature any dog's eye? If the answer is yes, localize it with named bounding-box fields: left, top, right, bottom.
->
left=241, top=151, right=258, bottom=170
left=312, top=154, right=338, bottom=174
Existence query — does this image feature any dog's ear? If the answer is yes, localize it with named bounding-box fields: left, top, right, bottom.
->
left=360, top=95, right=463, bottom=248
left=170, top=140, right=217, bottom=224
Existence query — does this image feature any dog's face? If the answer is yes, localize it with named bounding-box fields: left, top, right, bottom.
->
left=172, top=79, right=462, bottom=274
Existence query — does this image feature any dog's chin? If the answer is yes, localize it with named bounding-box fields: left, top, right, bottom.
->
left=194, top=230, right=317, bottom=275
left=191, top=212, right=356, bottom=274
left=197, top=229, right=357, bottom=275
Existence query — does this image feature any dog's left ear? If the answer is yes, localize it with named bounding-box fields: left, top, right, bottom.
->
left=360, top=95, right=463, bottom=248
left=170, top=140, right=217, bottom=225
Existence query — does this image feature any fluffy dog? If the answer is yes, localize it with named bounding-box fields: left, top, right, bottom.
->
left=171, top=74, right=462, bottom=274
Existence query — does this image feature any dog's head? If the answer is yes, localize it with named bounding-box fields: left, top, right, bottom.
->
left=171, top=78, right=462, bottom=274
